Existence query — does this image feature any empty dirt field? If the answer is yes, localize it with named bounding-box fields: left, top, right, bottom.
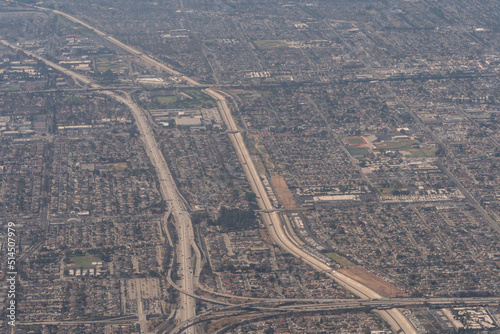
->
left=270, top=176, right=297, bottom=209
left=339, top=268, right=408, bottom=298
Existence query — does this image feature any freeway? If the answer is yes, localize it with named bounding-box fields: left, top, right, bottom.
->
left=28, top=5, right=204, bottom=88
left=5, top=5, right=416, bottom=333
left=111, top=92, right=198, bottom=333
left=17, top=296, right=500, bottom=332
left=171, top=296, right=500, bottom=334
left=0, top=39, right=198, bottom=334
left=0, top=40, right=93, bottom=87
left=202, top=88, right=417, bottom=334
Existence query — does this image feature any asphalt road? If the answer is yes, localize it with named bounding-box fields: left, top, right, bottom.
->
left=114, top=93, right=198, bottom=334
left=171, top=296, right=500, bottom=334
left=0, top=39, right=198, bottom=333
left=203, top=88, right=417, bottom=334
left=2, top=8, right=418, bottom=332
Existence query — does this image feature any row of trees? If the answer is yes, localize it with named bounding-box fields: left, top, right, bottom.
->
left=209, top=206, right=257, bottom=232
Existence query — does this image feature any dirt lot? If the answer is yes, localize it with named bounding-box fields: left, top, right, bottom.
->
left=270, top=176, right=297, bottom=209
left=259, top=228, right=274, bottom=246
left=339, top=268, right=408, bottom=298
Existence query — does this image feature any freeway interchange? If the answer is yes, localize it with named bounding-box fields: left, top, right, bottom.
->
left=5, top=4, right=499, bottom=334
left=169, top=296, right=500, bottom=334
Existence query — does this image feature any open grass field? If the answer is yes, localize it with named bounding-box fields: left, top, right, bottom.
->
left=70, top=255, right=102, bottom=267
left=253, top=40, right=288, bottom=50
left=347, top=146, right=370, bottom=156
left=228, top=89, right=272, bottom=100
left=326, top=252, right=357, bottom=268
left=375, top=139, right=417, bottom=150
left=96, top=62, right=124, bottom=72
left=156, top=96, right=178, bottom=105
left=344, top=136, right=366, bottom=145
left=183, top=89, right=216, bottom=108
left=151, top=90, right=216, bottom=109
left=409, top=148, right=437, bottom=158
left=95, top=56, right=127, bottom=72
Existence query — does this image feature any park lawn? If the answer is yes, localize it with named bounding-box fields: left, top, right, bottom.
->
left=347, top=146, right=369, bottom=156
left=96, top=56, right=126, bottom=72
left=70, top=255, right=102, bottom=267
left=345, top=137, right=365, bottom=145
left=375, top=139, right=417, bottom=150
left=96, top=62, right=125, bottom=72
left=156, top=96, right=178, bottom=106
left=253, top=40, right=288, bottom=50
left=182, top=89, right=216, bottom=108
left=326, top=253, right=357, bottom=268
left=409, top=149, right=437, bottom=158
left=228, top=89, right=271, bottom=100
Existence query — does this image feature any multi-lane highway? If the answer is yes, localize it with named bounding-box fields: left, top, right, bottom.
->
left=201, top=88, right=417, bottom=334
left=17, top=295, right=500, bottom=332
left=171, top=296, right=500, bottom=334
left=109, top=92, right=198, bottom=334
left=0, top=39, right=198, bottom=334
left=5, top=6, right=418, bottom=333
